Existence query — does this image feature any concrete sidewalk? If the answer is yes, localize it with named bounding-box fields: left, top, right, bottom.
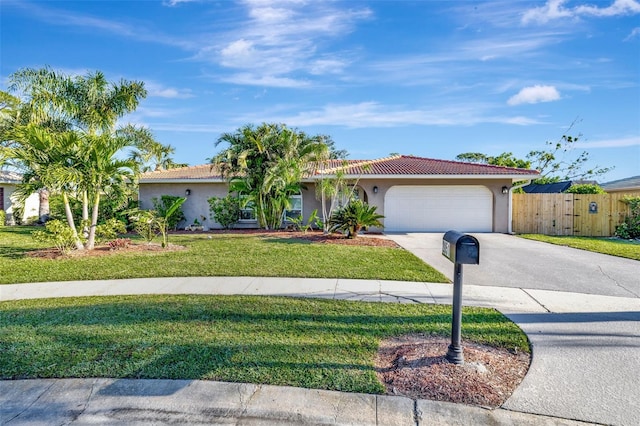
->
left=1, top=277, right=639, bottom=425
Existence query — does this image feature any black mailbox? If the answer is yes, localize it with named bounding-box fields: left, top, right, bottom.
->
left=442, top=230, right=479, bottom=265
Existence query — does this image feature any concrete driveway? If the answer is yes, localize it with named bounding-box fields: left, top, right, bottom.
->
left=387, top=233, right=640, bottom=298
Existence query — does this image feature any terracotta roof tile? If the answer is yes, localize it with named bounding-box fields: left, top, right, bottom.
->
left=139, top=155, right=539, bottom=182
left=315, top=155, right=539, bottom=176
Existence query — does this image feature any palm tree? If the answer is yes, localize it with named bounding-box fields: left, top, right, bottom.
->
left=212, top=123, right=329, bottom=230
left=6, top=67, right=149, bottom=249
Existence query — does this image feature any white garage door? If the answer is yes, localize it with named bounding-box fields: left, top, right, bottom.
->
left=384, top=185, right=493, bottom=232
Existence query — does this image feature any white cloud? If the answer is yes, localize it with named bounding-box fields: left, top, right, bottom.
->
left=508, top=85, right=561, bottom=105
left=575, top=136, right=640, bottom=148
left=239, top=101, right=541, bottom=128
left=196, top=0, right=372, bottom=86
left=162, top=0, right=198, bottom=6
left=523, top=0, right=640, bottom=24
left=145, top=82, right=194, bottom=99
left=624, top=27, right=640, bottom=40
left=220, top=73, right=310, bottom=88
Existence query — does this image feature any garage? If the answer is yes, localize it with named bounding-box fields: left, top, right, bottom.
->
left=384, top=185, right=493, bottom=232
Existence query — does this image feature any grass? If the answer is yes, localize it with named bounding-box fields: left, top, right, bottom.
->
left=518, top=234, right=640, bottom=261
left=0, top=295, right=529, bottom=393
left=0, top=227, right=448, bottom=284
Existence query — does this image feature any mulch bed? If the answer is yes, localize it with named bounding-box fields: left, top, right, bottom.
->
left=375, top=334, right=530, bottom=408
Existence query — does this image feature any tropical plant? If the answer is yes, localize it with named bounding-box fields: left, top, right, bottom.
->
left=208, top=195, right=241, bottom=229
left=152, top=195, right=186, bottom=230
left=615, top=196, right=640, bottom=240
left=287, top=209, right=320, bottom=233
left=156, top=197, right=187, bottom=248
left=211, top=123, right=329, bottom=230
left=129, top=210, right=159, bottom=244
left=329, top=200, right=384, bottom=239
left=4, top=67, right=150, bottom=250
left=94, top=218, right=127, bottom=243
left=31, top=219, right=81, bottom=254
left=0, top=210, right=5, bottom=227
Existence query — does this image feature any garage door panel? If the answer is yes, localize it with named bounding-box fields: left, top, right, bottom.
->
left=384, top=185, right=493, bottom=232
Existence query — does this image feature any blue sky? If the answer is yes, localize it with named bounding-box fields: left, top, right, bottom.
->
left=2, top=0, right=639, bottom=182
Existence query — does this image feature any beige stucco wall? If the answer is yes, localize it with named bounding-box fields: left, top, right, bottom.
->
left=139, top=178, right=514, bottom=232
left=139, top=182, right=233, bottom=229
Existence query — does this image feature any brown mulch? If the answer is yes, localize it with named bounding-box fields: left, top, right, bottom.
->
left=25, top=230, right=398, bottom=260
left=375, top=334, right=530, bottom=408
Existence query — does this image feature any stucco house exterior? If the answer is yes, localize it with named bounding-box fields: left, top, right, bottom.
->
left=138, top=155, right=539, bottom=233
left=0, top=171, right=39, bottom=225
left=600, top=176, right=640, bottom=194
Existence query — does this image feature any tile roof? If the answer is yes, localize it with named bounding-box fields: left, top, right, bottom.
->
left=600, top=175, right=640, bottom=191
left=0, top=170, right=22, bottom=183
left=139, top=164, right=223, bottom=181
left=315, top=155, right=539, bottom=176
left=139, top=155, right=539, bottom=182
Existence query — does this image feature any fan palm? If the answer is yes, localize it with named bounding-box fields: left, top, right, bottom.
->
left=329, top=200, right=384, bottom=239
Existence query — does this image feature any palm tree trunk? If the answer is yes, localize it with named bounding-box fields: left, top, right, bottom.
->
left=82, top=190, right=89, bottom=238
left=86, top=192, right=101, bottom=250
left=62, top=192, right=85, bottom=250
left=38, top=188, right=50, bottom=223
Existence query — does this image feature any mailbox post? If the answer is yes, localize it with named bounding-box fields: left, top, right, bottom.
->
left=442, top=230, right=480, bottom=364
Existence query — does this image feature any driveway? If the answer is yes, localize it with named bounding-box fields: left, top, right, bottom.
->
left=387, top=233, right=640, bottom=298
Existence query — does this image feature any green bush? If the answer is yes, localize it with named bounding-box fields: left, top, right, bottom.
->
left=153, top=195, right=186, bottom=230
left=129, top=210, right=159, bottom=244
left=208, top=195, right=241, bottom=229
left=615, top=196, right=640, bottom=239
left=32, top=220, right=80, bottom=254
left=0, top=210, right=5, bottom=227
left=329, top=200, right=384, bottom=239
left=565, top=184, right=606, bottom=194
left=95, top=218, right=127, bottom=243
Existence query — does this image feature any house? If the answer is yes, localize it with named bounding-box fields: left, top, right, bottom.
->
left=600, top=176, right=640, bottom=194
left=138, top=155, right=540, bottom=233
left=522, top=181, right=573, bottom=193
left=0, top=171, right=39, bottom=225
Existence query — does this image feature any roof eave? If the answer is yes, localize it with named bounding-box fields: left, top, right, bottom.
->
left=139, top=178, right=226, bottom=184
left=308, top=173, right=540, bottom=181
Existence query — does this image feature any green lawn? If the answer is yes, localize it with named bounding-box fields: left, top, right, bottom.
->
left=0, top=295, right=529, bottom=393
left=0, top=226, right=448, bottom=284
left=518, top=234, right=640, bottom=260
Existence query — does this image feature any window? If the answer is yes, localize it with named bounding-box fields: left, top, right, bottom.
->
left=238, top=196, right=256, bottom=221
left=283, top=194, right=303, bottom=221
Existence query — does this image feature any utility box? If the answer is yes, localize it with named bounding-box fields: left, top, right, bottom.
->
left=442, top=231, right=480, bottom=265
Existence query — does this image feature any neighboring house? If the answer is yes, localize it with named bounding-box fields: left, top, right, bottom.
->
left=138, top=155, right=539, bottom=233
left=600, top=176, right=640, bottom=194
left=522, top=181, right=573, bottom=193
left=0, top=171, right=39, bottom=225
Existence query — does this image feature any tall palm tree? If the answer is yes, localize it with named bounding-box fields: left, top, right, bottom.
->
left=6, top=67, right=149, bottom=249
left=212, top=123, right=329, bottom=230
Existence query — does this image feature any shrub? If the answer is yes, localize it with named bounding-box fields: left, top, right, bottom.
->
left=329, top=200, right=384, bottom=239
left=615, top=196, right=640, bottom=239
left=0, top=210, right=5, bottom=227
left=565, top=184, right=606, bottom=194
left=208, top=195, right=241, bottom=229
left=32, top=220, right=80, bottom=254
left=129, top=210, right=159, bottom=244
left=152, top=195, right=186, bottom=230
left=95, top=218, right=127, bottom=243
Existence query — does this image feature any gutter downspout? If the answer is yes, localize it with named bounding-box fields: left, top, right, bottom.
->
left=508, top=180, right=532, bottom=234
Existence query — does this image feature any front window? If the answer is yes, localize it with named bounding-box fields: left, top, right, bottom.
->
left=283, top=194, right=303, bottom=221
left=239, top=196, right=256, bottom=221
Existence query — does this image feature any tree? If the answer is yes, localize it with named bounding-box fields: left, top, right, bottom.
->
left=121, top=124, right=187, bottom=172
left=5, top=67, right=150, bottom=249
left=456, top=120, right=612, bottom=182
left=328, top=200, right=384, bottom=239
left=212, top=123, right=329, bottom=230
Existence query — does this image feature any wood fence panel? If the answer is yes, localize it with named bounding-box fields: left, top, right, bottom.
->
left=512, top=194, right=573, bottom=235
left=512, top=192, right=639, bottom=237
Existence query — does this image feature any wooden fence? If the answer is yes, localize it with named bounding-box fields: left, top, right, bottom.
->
left=512, top=193, right=640, bottom=236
